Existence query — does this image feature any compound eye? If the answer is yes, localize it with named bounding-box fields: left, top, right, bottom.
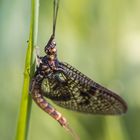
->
left=52, top=48, right=57, bottom=53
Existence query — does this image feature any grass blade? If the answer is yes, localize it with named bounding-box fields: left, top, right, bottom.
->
left=15, top=0, right=39, bottom=140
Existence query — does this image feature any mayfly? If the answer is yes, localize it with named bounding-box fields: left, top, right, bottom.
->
left=30, top=0, right=127, bottom=138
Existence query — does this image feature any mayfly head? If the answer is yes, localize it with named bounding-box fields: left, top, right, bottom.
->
left=44, top=35, right=57, bottom=61
left=44, top=0, right=59, bottom=60
left=45, top=35, right=56, bottom=53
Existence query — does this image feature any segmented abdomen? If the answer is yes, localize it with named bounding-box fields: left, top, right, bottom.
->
left=30, top=77, right=68, bottom=127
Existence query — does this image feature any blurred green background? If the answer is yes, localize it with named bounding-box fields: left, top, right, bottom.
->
left=0, top=0, right=140, bottom=140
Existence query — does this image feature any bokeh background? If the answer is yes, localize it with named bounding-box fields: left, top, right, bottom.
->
left=0, top=0, right=140, bottom=140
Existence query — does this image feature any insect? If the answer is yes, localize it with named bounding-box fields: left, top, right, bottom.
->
left=30, top=0, right=127, bottom=133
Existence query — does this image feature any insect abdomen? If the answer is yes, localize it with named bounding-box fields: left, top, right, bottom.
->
left=31, top=78, right=68, bottom=127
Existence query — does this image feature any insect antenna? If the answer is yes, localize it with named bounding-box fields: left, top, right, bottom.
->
left=44, top=0, right=60, bottom=54
left=52, top=0, right=59, bottom=37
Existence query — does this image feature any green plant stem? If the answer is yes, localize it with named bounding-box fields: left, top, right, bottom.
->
left=15, top=0, right=39, bottom=140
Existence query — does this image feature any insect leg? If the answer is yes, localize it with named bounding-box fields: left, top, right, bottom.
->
left=35, top=47, right=43, bottom=67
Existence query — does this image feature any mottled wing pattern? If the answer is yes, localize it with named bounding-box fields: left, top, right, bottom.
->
left=42, top=62, right=127, bottom=115
left=41, top=72, right=72, bottom=101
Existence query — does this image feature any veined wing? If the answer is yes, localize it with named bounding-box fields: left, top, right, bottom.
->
left=43, top=62, right=127, bottom=115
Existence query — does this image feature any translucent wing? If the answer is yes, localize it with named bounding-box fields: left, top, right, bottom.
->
left=42, top=62, right=127, bottom=115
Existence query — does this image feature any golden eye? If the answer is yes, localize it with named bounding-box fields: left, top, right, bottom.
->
left=52, top=48, right=57, bottom=53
